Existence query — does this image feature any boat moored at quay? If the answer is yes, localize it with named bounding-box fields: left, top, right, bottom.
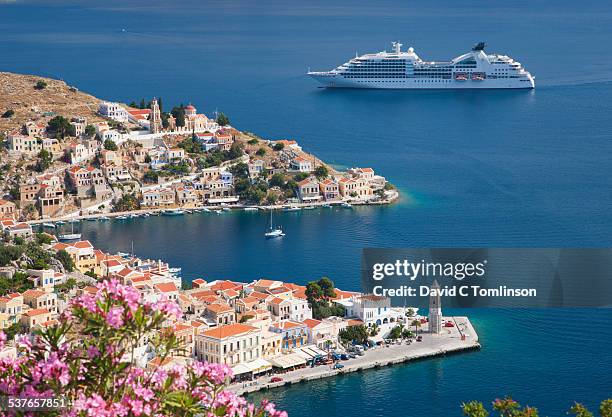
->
left=308, top=42, right=535, bottom=89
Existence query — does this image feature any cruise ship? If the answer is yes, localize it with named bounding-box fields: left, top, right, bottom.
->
left=307, top=42, right=535, bottom=89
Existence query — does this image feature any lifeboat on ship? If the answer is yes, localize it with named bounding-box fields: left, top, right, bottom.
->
left=472, top=72, right=486, bottom=81
left=454, top=73, right=468, bottom=81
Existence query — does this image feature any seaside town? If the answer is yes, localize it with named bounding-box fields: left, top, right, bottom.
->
left=0, top=233, right=478, bottom=394
left=0, top=73, right=476, bottom=396
left=0, top=73, right=397, bottom=230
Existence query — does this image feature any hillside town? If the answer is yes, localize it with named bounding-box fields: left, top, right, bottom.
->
left=0, top=76, right=396, bottom=224
left=0, top=234, right=465, bottom=385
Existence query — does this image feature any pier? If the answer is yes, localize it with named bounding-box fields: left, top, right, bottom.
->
left=229, top=316, right=479, bottom=396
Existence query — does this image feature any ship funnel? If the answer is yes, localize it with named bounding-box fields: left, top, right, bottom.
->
left=472, top=42, right=486, bottom=51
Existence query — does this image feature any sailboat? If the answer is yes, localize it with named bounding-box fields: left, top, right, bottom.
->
left=264, top=210, right=285, bottom=239
left=59, top=222, right=81, bottom=241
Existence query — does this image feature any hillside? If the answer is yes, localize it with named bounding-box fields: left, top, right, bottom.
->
left=0, top=72, right=106, bottom=134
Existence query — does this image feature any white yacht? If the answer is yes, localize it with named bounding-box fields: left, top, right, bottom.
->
left=308, top=42, right=534, bottom=89
left=59, top=223, right=81, bottom=241
left=265, top=210, right=285, bottom=239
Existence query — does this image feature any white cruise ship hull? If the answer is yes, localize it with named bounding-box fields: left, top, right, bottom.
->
left=308, top=73, right=535, bottom=89
left=308, top=42, right=535, bottom=90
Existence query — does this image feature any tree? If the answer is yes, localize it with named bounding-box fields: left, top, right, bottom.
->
left=306, top=277, right=341, bottom=319
left=35, top=149, right=53, bottom=172
left=294, top=172, right=309, bottom=182
left=0, top=280, right=286, bottom=417
left=0, top=270, right=33, bottom=295
left=318, top=277, right=336, bottom=300
left=256, top=147, right=266, bottom=156
left=34, top=80, right=47, bottom=90
left=104, top=139, right=118, bottom=151
left=273, top=143, right=284, bottom=151
left=229, top=162, right=249, bottom=179
left=56, top=249, right=75, bottom=272
left=0, top=244, right=23, bottom=267
left=47, top=116, right=75, bottom=139
left=1, top=109, right=14, bottom=118
left=216, top=112, right=230, bottom=126
left=113, top=193, right=140, bottom=212
left=314, top=165, right=329, bottom=179
left=143, top=170, right=159, bottom=183
left=227, top=142, right=244, bottom=160
left=411, top=319, right=421, bottom=335
left=179, top=135, right=204, bottom=154
left=84, top=124, right=96, bottom=137
left=35, top=233, right=53, bottom=245
left=339, top=324, right=369, bottom=345
left=248, top=138, right=258, bottom=145
left=171, top=105, right=186, bottom=127
left=269, top=173, right=285, bottom=188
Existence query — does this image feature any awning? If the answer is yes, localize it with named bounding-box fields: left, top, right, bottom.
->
left=232, top=363, right=251, bottom=375
left=246, top=358, right=272, bottom=374
left=269, top=353, right=307, bottom=369
left=294, top=345, right=328, bottom=360
left=232, top=358, right=272, bottom=375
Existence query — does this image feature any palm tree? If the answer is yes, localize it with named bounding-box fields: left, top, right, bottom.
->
left=411, top=319, right=421, bottom=336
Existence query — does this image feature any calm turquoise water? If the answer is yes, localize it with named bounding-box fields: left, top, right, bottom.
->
left=3, top=1, right=612, bottom=415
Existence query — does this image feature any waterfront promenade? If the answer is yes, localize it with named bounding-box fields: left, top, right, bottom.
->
left=27, top=190, right=399, bottom=225
left=229, top=316, right=479, bottom=396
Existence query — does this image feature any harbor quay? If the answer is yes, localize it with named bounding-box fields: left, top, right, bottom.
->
left=231, top=316, right=479, bottom=396
left=24, top=189, right=399, bottom=226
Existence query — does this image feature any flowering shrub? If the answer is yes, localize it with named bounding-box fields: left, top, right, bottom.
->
left=461, top=397, right=612, bottom=417
left=0, top=279, right=287, bottom=417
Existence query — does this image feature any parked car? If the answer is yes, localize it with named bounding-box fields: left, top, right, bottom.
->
left=333, top=363, right=345, bottom=370
left=340, top=353, right=349, bottom=360
left=270, top=377, right=283, bottom=383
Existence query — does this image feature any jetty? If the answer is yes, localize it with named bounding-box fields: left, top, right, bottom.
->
left=229, top=316, right=479, bottom=396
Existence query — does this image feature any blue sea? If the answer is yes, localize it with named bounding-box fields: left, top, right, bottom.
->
left=2, top=1, right=612, bottom=415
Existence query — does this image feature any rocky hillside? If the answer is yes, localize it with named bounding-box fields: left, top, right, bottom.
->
left=0, top=72, right=106, bottom=134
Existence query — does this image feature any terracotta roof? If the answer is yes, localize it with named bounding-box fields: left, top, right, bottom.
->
left=253, top=279, right=277, bottom=288
left=250, top=291, right=270, bottom=300
left=273, top=320, right=304, bottom=330
left=206, top=303, right=233, bottom=314
left=25, top=308, right=50, bottom=317
left=269, top=297, right=288, bottom=306
left=297, top=178, right=317, bottom=187
left=155, top=282, right=178, bottom=293
left=22, top=289, right=46, bottom=298
left=303, top=318, right=322, bottom=329
left=201, top=323, right=256, bottom=339
left=210, top=280, right=241, bottom=292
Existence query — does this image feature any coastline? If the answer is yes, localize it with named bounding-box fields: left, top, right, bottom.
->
left=26, top=189, right=400, bottom=225
left=230, top=316, right=479, bottom=397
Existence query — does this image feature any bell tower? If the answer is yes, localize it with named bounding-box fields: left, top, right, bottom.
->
left=150, top=97, right=162, bottom=134
left=428, top=280, right=442, bottom=334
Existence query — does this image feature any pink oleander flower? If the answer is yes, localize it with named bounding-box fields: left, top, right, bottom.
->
left=0, top=279, right=286, bottom=417
left=105, top=306, right=125, bottom=329
left=87, top=345, right=100, bottom=359
left=152, top=297, right=182, bottom=319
